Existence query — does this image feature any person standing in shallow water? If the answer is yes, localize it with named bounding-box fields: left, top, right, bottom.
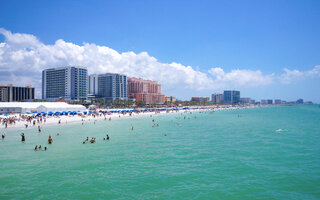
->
left=20, top=133, right=25, bottom=142
left=1, top=131, right=5, bottom=140
left=48, top=135, right=53, bottom=144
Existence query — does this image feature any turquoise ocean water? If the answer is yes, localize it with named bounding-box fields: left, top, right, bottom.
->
left=0, top=105, right=320, bottom=199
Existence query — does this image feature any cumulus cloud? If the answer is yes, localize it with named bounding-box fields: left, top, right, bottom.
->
left=279, top=66, right=320, bottom=84
left=0, top=28, right=318, bottom=99
left=208, top=67, right=274, bottom=87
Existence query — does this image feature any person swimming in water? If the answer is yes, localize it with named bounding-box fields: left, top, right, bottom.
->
left=83, top=137, right=89, bottom=144
left=2, top=131, right=5, bottom=140
left=90, top=137, right=96, bottom=143
left=39, top=145, right=42, bottom=149
left=44, top=147, right=47, bottom=151
left=106, top=134, right=110, bottom=140
left=38, top=125, right=41, bottom=132
left=34, top=145, right=38, bottom=151
left=20, top=133, right=25, bottom=142
left=48, top=135, right=53, bottom=144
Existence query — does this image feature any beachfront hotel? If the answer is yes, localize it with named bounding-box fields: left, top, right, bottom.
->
left=128, top=77, right=165, bottom=104
left=42, top=66, right=88, bottom=101
left=211, top=93, right=224, bottom=103
left=0, top=84, right=35, bottom=102
left=223, top=90, right=240, bottom=104
left=88, top=73, right=128, bottom=102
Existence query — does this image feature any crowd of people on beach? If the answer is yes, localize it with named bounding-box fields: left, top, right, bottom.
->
left=0, top=114, right=48, bottom=129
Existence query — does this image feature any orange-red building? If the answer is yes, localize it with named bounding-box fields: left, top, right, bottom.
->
left=128, top=77, right=165, bottom=104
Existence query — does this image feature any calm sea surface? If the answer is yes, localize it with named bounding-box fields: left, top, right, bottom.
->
left=0, top=105, right=320, bottom=199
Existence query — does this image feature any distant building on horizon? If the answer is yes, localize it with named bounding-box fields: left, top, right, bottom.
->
left=274, top=99, right=282, bottom=104
left=165, top=96, right=176, bottom=103
left=42, top=66, right=88, bottom=101
left=240, top=97, right=251, bottom=104
left=211, top=93, right=224, bottom=103
left=296, top=99, right=304, bottom=104
left=223, top=90, right=240, bottom=104
left=128, top=77, right=165, bottom=104
left=191, top=96, right=210, bottom=102
left=88, top=73, right=128, bottom=102
left=0, top=84, right=35, bottom=102
left=267, top=99, right=273, bottom=104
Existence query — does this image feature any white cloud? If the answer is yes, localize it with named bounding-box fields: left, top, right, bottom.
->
left=279, top=66, right=320, bottom=84
left=0, top=28, right=318, bottom=99
left=208, top=67, right=274, bottom=87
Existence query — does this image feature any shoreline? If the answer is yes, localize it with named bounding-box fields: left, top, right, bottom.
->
left=0, top=105, right=269, bottom=131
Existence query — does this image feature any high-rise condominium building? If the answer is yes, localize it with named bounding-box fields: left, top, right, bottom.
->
left=0, top=84, right=35, bottom=102
left=211, top=93, right=224, bottom=103
left=128, top=77, right=165, bottom=104
left=88, top=73, right=128, bottom=102
left=223, top=90, right=240, bottom=104
left=42, top=66, right=88, bottom=101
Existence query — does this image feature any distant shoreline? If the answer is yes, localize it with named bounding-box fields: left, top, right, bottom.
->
left=0, top=105, right=278, bottom=131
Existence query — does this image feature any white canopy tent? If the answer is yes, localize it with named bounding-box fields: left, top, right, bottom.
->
left=0, top=102, right=86, bottom=114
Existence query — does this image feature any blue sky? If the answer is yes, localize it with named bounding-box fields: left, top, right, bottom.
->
left=0, top=0, right=319, bottom=102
